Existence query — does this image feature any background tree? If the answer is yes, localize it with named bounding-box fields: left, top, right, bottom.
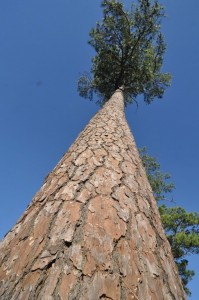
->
left=140, top=147, right=199, bottom=296
left=78, top=0, right=171, bottom=106
left=139, top=147, right=175, bottom=201
left=159, top=205, right=199, bottom=296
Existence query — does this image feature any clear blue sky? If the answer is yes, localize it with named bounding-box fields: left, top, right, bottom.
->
left=0, top=0, right=198, bottom=298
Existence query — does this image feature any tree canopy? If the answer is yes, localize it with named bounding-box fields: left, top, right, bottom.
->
left=78, top=0, right=171, bottom=106
left=140, top=148, right=199, bottom=296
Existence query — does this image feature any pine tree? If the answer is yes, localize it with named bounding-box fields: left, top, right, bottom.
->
left=0, top=1, right=186, bottom=299
left=0, top=90, right=186, bottom=299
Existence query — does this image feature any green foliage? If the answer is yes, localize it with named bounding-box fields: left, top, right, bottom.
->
left=140, top=147, right=199, bottom=296
left=159, top=205, right=199, bottom=296
left=78, top=0, right=171, bottom=106
left=176, top=260, right=195, bottom=296
left=159, top=205, right=199, bottom=257
left=139, top=147, right=175, bottom=201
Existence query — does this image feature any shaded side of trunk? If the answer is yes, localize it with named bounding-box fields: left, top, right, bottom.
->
left=0, top=90, right=186, bottom=299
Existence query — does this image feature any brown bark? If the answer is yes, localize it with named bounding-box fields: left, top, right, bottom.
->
left=0, top=90, right=186, bottom=299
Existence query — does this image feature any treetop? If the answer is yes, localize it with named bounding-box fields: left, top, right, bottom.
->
left=78, top=0, right=171, bottom=106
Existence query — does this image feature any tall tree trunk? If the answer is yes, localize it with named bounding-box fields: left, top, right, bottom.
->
left=0, top=90, right=186, bottom=299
